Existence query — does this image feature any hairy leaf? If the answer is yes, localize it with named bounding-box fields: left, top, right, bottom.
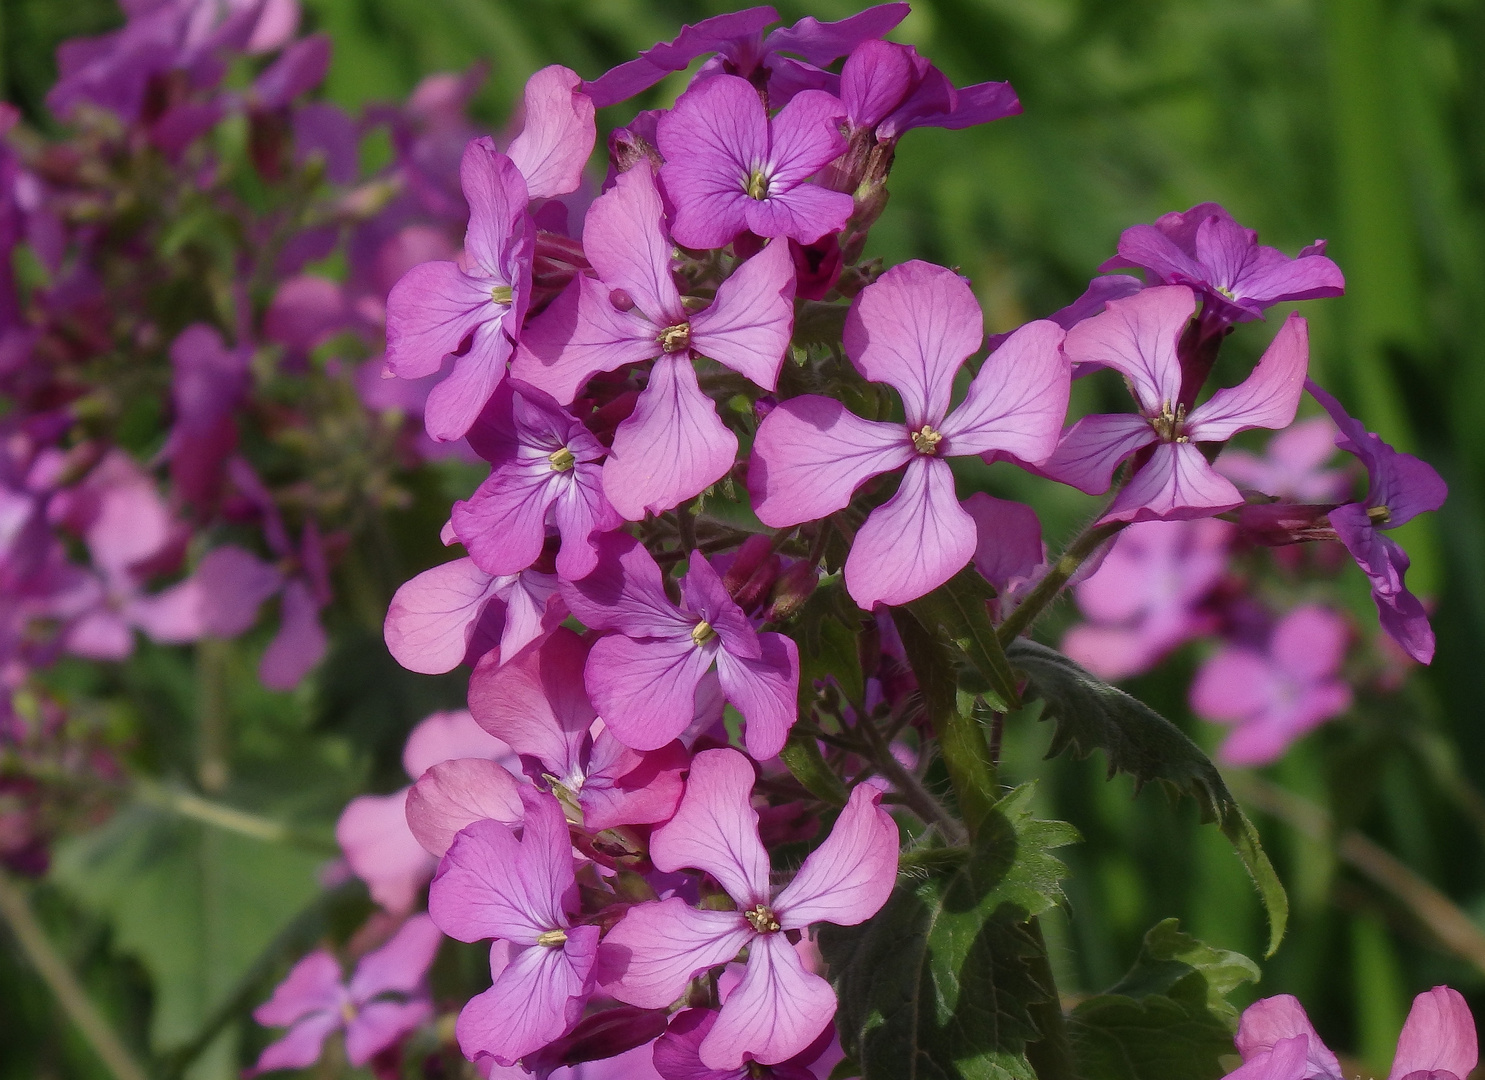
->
left=1104, top=919, right=1260, bottom=1027
left=905, top=567, right=1021, bottom=712
left=819, top=787, right=1078, bottom=1079
left=1006, top=638, right=1288, bottom=955
left=779, top=725, right=849, bottom=807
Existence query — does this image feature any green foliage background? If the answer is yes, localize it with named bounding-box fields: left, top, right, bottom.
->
left=3, top=0, right=1484, bottom=1076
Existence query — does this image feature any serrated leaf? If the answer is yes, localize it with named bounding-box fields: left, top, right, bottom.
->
left=1104, top=919, right=1260, bottom=1027
left=1006, top=638, right=1288, bottom=955
left=904, top=567, right=1021, bottom=712
left=819, top=786, right=1078, bottom=1080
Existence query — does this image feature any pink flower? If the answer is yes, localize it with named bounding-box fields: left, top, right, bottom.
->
left=1190, top=605, right=1353, bottom=766
left=750, top=260, right=1070, bottom=608
left=1062, top=518, right=1232, bottom=680
left=163, top=323, right=249, bottom=510
left=656, top=75, right=853, bottom=249
left=561, top=533, right=799, bottom=760
left=1216, top=416, right=1351, bottom=502
left=963, top=493, right=1045, bottom=607
left=599, top=749, right=898, bottom=1070
left=513, top=161, right=796, bottom=518
left=1226, top=988, right=1476, bottom=1080
left=428, top=790, right=600, bottom=1068
left=839, top=39, right=1019, bottom=142
left=250, top=913, right=442, bottom=1074
left=1040, top=286, right=1310, bottom=523
left=654, top=1007, right=840, bottom=1079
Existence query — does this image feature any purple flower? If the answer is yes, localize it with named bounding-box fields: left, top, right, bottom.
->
left=504, top=65, right=598, bottom=203
left=1040, top=286, right=1310, bottom=523
left=1190, top=605, right=1352, bottom=766
left=383, top=555, right=566, bottom=675
left=163, top=323, right=249, bottom=510
left=839, top=39, right=1019, bottom=142
left=465, top=626, right=687, bottom=832
left=428, top=790, right=600, bottom=1068
left=582, top=5, right=910, bottom=110
left=1102, top=202, right=1344, bottom=325
left=1062, top=518, right=1232, bottom=681
left=250, top=913, right=442, bottom=1074
left=599, top=749, right=898, bottom=1070
left=1215, top=416, right=1351, bottom=502
left=561, top=533, right=799, bottom=760
left=654, top=1007, right=839, bottom=1079
left=514, top=161, right=796, bottom=518
left=750, top=260, right=1070, bottom=609
left=451, top=383, right=621, bottom=581
left=963, top=492, right=1045, bottom=617
left=1225, top=987, right=1476, bottom=1080
left=1305, top=381, right=1447, bottom=664
left=385, top=138, right=534, bottom=442
left=656, top=76, right=853, bottom=250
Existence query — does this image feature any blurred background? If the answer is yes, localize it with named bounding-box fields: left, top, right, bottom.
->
left=2, top=0, right=1483, bottom=1076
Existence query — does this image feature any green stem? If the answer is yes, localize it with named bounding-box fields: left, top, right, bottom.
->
left=195, top=639, right=230, bottom=794
left=857, top=713, right=966, bottom=845
left=134, top=781, right=339, bottom=854
left=0, top=868, right=151, bottom=1080
left=997, top=520, right=1128, bottom=647
left=1023, top=917, right=1078, bottom=1080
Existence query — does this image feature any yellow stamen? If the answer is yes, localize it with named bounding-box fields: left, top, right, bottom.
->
left=1367, top=505, right=1392, bottom=525
left=911, top=425, right=944, bottom=455
left=490, top=284, right=513, bottom=305
left=1151, top=401, right=1188, bottom=443
left=536, top=929, right=568, bottom=948
left=744, top=904, right=781, bottom=933
left=548, top=446, right=576, bottom=472
left=659, top=322, right=692, bottom=353
left=745, top=170, right=769, bottom=200
left=691, top=620, right=716, bottom=647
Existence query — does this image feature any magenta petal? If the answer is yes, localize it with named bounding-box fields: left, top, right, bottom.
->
left=582, top=7, right=780, bottom=108
left=938, top=319, right=1070, bottom=464
left=560, top=531, right=692, bottom=639
left=841, top=39, right=921, bottom=129
left=714, top=632, right=800, bottom=760
left=497, top=569, right=567, bottom=660
left=651, top=748, right=770, bottom=905
left=599, top=898, right=754, bottom=1009
left=845, top=457, right=976, bottom=609
left=254, top=950, right=344, bottom=1027
left=551, top=464, right=622, bottom=581
left=681, top=554, right=760, bottom=660
left=336, top=790, right=436, bottom=914
left=512, top=275, right=662, bottom=405
left=455, top=929, right=598, bottom=1067
left=1063, top=285, right=1192, bottom=414
left=384, top=261, right=497, bottom=379
left=1272, top=605, right=1349, bottom=684
left=251, top=1010, right=342, bottom=1074
left=350, top=913, right=443, bottom=1002
left=583, top=160, right=684, bottom=326
left=406, top=758, right=525, bottom=857
left=766, top=5, right=910, bottom=65
left=344, top=1000, right=432, bottom=1066
left=698, top=934, right=836, bottom=1070
left=1235, top=994, right=1342, bottom=1077
left=1105, top=223, right=1207, bottom=286
left=459, top=139, right=529, bottom=277
left=385, top=558, right=504, bottom=675
left=603, top=354, right=740, bottom=519
left=1186, top=313, right=1308, bottom=441
left=193, top=544, right=284, bottom=636
left=743, top=183, right=855, bottom=247
left=964, top=493, right=1044, bottom=593
left=580, top=735, right=688, bottom=832
left=657, top=75, right=768, bottom=250
left=749, top=395, right=913, bottom=527
left=1038, top=412, right=1157, bottom=495
left=1189, top=648, right=1274, bottom=723
left=451, top=460, right=553, bottom=578
left=775, top=782, right=897, bottom=928
left=403, top=708, right=515, bottom=779
left=259, top=580, right=327, bottom=690
left=1223, top=1035, right=1312, bottom=1080
left=424, top=320, right=515, bottom=442
left=506, top=66, right=596, bottom=200
left=765, top=89, right=848, bottom=183
left=843, top=260, right=983, bottom=428
left=689, top=237, right=797, bottom=390
left=467, top=627, right=593, bottom=775
left=586, top=633, right=713, bottom=752
left=1389, top=986, right=1477, bottom=1080
left=1104, top=442, right=1243, bottom=523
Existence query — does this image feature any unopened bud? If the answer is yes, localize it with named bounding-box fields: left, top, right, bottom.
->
left=1231, top=501, right=1340, bottom=546
left=520, top=1006, right=669, bottom=1076
left=763, top=561, right=820, bottom=622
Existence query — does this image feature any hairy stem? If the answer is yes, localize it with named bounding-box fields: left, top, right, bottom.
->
left=0, top=868, right=150, bottom=1080
left=856, top=712, right=967, bottom=845
left=997, top=519, right=1128, bottom=646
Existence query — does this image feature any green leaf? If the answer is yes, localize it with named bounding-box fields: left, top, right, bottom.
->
left=1006, top=638, right=1289, bottom=955
left=1066, top=920, right=1260, bottom=1080
left=779, top=726, right=849, bottom=807
left=795, top=584, right=866, bottom=712
left=904, top=567, right=1021, bottom=712
left=819, top=786, right=1078, bottom=1080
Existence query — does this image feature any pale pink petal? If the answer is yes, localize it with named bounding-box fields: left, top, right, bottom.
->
left=336, top=790, right=436, bottom=914
left=1235, top=994, right=1342, bottom=1077
left=1063, top=286, right=1193, bottom=414
left=496, top=569, right=567, bottom=660
left=259, top=580, right=327, bottom=690
left=1389, top=986, right=1477, bottom=1080
left=582, top=160, right=684, bottom=326
left=506, top=66, right=596, bottom=200
left=689, top=237, right=797, bottom=390
left=350, top=913, right=444, bottom=1001
left=1186, top=313, right=1308, bottom=442
left=402, top=708, right=515, bottom=779
left=842, top=260, right=983, bottom=428
left=344, top=1000, right=432, bottom=1066
left=775, top=782, right=898, bottom=928
left=1189, top=648, right=1275, bottom=723
left=427, top=806, right=570, bottom=946
left=251, top=1011, right=342, bottom=1074
left=699, top=934, right=837, bottom=1069
left=599, top=898, right=754, bottom=1009
left=467, top=627, right=593, bottom=775
left=1104, top=442, right=1243, bottom=523
left=424, top=320, right=515, bottom=442
left=1271, top=605, right=1348, bottom=684
left=1060, top=624, right=1162, bottom=682
left=455, top=929, right=598, bottom=1067
left=749, top=395, right=913, bottom=528
left=559, top=531, right=693, bottom=639
left=602, top=354, right=739, bottom=519
left=938, top=319, right=1069, bottom=464
left=406, top=758, right=526, bottom=857
left=1223, top=1035, right=1312, bottom=1080
left=964, top=493, right=1044, bottom=592
left=384, top=261, right=498, bottom=379
left=586, top=634, right=714, bottom=752
left=512, top=275, right=662, bottom=405
left=651, top=747, right=770, bottom=905
left=845, top=457, right=976, bottom=609
left=384, top=558, right=504, bottom=675
left=254, top=950, right=343, bottom=1027
left=714, top=633, right=800, bottom=761
left=65, top=609, right=135, bottom=661
left=579, top=735, right=688, bottom=832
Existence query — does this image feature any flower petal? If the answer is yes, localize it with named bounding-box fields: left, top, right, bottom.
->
left=845, top=457, right=976, bottom=609
left=384, top=558, right=503, bottom=675
left=689, top=237, right=797, bottom=390
left=749, top=395, right=912, bottom=528
left=743, top=183, right=855, bottom=247
left=349, top=913, right=444, bottom=1002
left=775, top=782, right=897, bottom=928
left=459, top=138, right=529, bottom=277
left=681, top=553, right=760, bottom=660
left=406, top=758, right=525, bottom=857
left=335, top=790, right=435, bottom=914
left=938, top=318, right=1069, bottom=464
left=512, top=275, right=661, bottom=406
left=259, top=580, right=327, bottom=690
left=455, top=931, right=597, bottom=1067
left=579, top=734, right=688, bottom=832
left=714, top=632, right=800, bottom=760
left=1186, top=313, right=1307, bottom=441
left=1389, top=986, right=1477, bottom=1080
left=699, top=934, right=837, bottom=1069
left=385, top=261, right=499, bottom=380
left=1103, top=442, right=1243, bottom=523
left=467, top=627, right=594, bottom=774
left=582, top=8, right=780, bottom=108
left=1063, top=285, right=1192, bottom=414
left=250, top=1011, right=342, bottom=1075
left=843, top=260, right=983, bottom=428
left=583, top=160, right=684, bottom=326
left=344, top=999, right=432, bottom=1066
left=423, top=319, right=515, bottom=442
left=506, top=66, right=596, bottom=200
left=1235, top=994, right=1342, bottom=1077
left=599, top=898, right=754, bottom=1009
left=763, top=88, right=848, bottom=190
left=451, top=453, right=556, bottom=578
left=658, top=75, right=767, bottom=250
left=964, top=493, right=1044, bottom=593
left=254, top=951, right=343, bottom=1027
left=585, top=633, right=714, bottom=752
left=651, top=747, right=771, bottom=906
left=560, top=531, right=692, bottom=639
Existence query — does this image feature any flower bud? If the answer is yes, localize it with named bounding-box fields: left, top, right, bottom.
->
left=520, top=1006, right=670, bottom=1076
left=1231, top=501, right=1339, bottom=546
left=763, top=561, right=820, bottom=622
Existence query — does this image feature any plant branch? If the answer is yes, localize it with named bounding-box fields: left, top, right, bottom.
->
left=997, top=519, right=1128, bottom=646
left=134, top=781, right=338, bottom=855
left=856, top=713, right=966, bottom=845
left=0, top=868, right=151, bottom=1080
